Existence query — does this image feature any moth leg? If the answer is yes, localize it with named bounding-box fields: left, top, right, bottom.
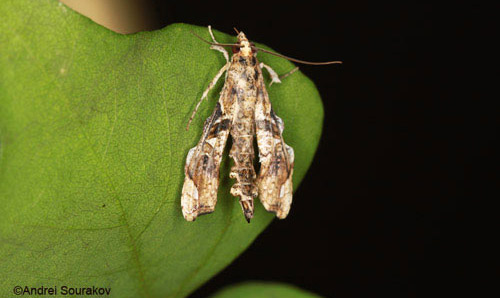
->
left=186, top=62, right=230, bottom=130
left=259, top=62, right=282, bottom=86
left=261, top=63, right=300, bottom=87
left=208, top=25, right=229, bottom=63
left=279, top=66, right=299, bottom=82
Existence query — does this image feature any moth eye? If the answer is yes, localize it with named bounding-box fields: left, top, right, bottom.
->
left=232, top=45, right=240, bottom=54
left=250, top=43, right=257, bottom=53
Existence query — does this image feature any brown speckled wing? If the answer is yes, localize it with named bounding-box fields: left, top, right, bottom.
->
left=181, top=86, right=235, bottom=221
left=254, top=79, right=295, bottom=219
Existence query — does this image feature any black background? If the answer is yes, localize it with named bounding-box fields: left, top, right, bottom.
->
left=141, top=1, right=489, bottom=297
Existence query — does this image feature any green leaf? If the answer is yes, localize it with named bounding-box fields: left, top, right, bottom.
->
left=0, top=1, right=323, bottom=297
left=210, top=282, right=322, bottom=298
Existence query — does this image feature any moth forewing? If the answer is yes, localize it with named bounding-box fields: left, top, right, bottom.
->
left=181, top=100, right=232, bottom=221
left=254, top=78, right=295, bottom=219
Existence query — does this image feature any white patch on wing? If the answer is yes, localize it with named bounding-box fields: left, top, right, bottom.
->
left=206, top=137, right=217, bottom=148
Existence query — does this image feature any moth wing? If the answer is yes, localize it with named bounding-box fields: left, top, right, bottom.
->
left=181, top=97, right=233, bottom=221
left=255, top=82, right=295, bottom=219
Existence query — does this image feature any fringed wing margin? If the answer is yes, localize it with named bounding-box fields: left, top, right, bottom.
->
left=181, top=101, right=232, bottom=221
left=254, top=84, right=295, bottom=219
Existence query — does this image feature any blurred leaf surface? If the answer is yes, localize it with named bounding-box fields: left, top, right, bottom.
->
left=0, top=0, right=324, bottom=297
left=210, top=282, right=322, bottom=298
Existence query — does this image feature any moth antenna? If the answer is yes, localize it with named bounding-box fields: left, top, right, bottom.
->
left=233, top=27, right=240, bottom=34
left=253, top=47, right=342, bottom=65
left=190, top=30, right=240, bottom=48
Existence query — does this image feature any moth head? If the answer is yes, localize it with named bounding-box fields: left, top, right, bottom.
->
left=235, top=31, right=252, bottom=56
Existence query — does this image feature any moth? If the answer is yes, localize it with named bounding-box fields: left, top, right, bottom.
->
left=181, top=26, right=341, bottom=222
